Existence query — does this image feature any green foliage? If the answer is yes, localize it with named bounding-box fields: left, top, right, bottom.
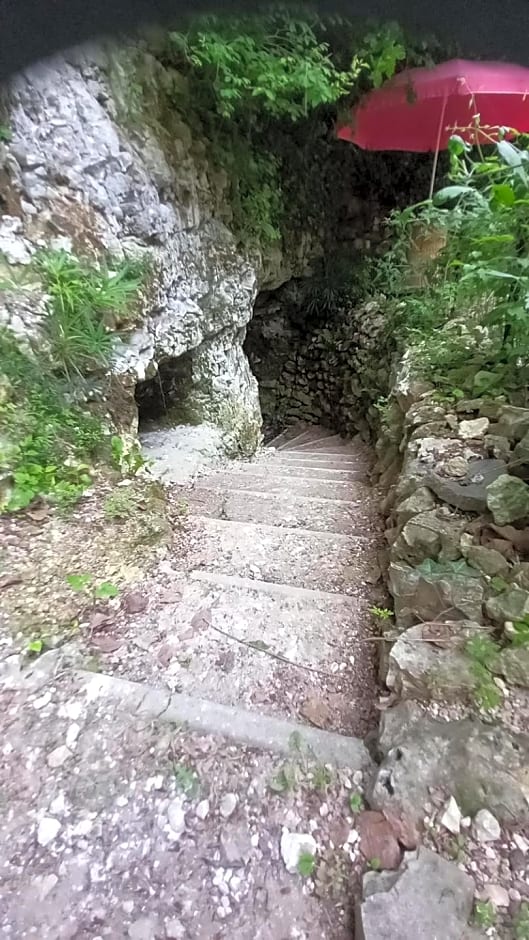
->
left=473, top=900, right=497, bottom=929
left=511, top=614, right=529, bottom=647
left=465, top=634, right=502, bottom=712
left=372, top=132, right=529, bottom=400
left=66, top=572, right=120, bottom=604
left=164, top=14, right=415, bottom=245
left=297, top=851, right=316, bottom=877
left=514, top=901, right=529, bottom=939
left=110, top=435, right=147, bottom=476
left=0, top=329, right=104, bottom=512
left=173, top=762, right=200, bottom=797
left=349, top=792, right=364, bottom=813
left=0, top=124, right=11, bottom=142
left=367, top=857, right=381, bottom=871
left=36, top=250, right=145, bottom=377
left=369, top=605, right=393, bottom=621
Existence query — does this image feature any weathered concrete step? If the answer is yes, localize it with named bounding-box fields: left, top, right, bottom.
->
left=186, top=487, right=371, bottom=533
left=81, top=671, right=374, bottom=772
left=233, top=463, right=368, bottom=483
left=196, top=471, right=370, bottom=501
left=267, top=423, right=309, bottom=450
left=191, top=570, right=360, bottom=604
left=276, top=427, right=334, bottom=450
left=273, top=452, right=367, bottom=470
left=291, top=441, right=359, bottom=455
left=191, top=515, right=377, bottom=594
left=134, top=573, right=369, bottom=721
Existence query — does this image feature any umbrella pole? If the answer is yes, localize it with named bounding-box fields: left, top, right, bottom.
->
left=429, top=93, right=448, bottom=199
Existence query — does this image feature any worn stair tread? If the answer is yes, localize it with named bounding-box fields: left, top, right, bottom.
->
left=276, top=427, right=334, bottom=450
left=81, top=671, right=373, bottom=771
left=190, top=515, right=378, bottom=594
left=273, top=453, right=367, bottom=468
left=195, top=471, right=370, bottom=501
left=191, top=570, right=362, bottom=603
left=224, top=463, right=369, bottom=483
left=185, top=487, right=373, bottom=533
left=266, top=423, right=309, bottom=450
left=117, top=574, right=372, bottom=722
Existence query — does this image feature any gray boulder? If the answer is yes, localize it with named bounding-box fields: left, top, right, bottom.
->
left=392, top=509, right=467, bottom=566
left=494, top=646, right=529, bottom=688
left=485, top=588, right=529, bottom=625
left=386, top=621, right=488, bottom=703
left=368, top=702, right=529, bottom=824
left=356, top=847, right=478, bottom=940
left=496, top=405, right=529, bottom=442
left=426, top=458, right=506, bottom=513
left=389, top=562, right=484, bottom=629
left=486, top=474, right=529, bottom=525
left=465, top=545, right=510, bottom=579
left=394, top=487, right=436, bottom=527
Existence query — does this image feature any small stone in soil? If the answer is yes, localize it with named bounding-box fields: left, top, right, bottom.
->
left=219, top=793, right=238, bottom=819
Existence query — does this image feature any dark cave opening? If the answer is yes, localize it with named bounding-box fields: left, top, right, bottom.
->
left=134, top=352, right=195, bottom=429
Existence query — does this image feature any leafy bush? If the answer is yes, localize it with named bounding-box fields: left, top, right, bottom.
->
left=36, top=250, right=145, bottom=377
left=0, top=329, right=105, bottom=511
left=163, top=14, right=410, bottom=244
left=371, top=132, right=529, bottom=399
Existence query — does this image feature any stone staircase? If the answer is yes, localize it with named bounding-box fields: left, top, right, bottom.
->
left=172, top=424, right=383, bottom=738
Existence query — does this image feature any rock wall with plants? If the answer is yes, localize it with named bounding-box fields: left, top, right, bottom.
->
left=360, top=137, right=529, bottom=932
left=0, top=14, right=431, bottom=511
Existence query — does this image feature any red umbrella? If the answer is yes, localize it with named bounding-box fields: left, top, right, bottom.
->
left=337, top=59, right=529, bottom=195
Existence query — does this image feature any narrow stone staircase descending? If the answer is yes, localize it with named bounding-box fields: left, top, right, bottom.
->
left=174, top=424, right=383, bottom=738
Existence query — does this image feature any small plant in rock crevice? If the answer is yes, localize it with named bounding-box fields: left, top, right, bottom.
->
left=465, top=634, right=503, bottom=713
left=297, top=851, right=316, bottom=877
left=473, top=899, right=497, bottom=929
left=66, top=573, right=120, bottom=608
left=369, top=606, right=394, bottom=622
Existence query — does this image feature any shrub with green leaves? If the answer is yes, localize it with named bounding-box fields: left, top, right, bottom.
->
left=372, top=132, right=529, bottom=400
left=36, top=250, right=145, bottom=377
left=0, top=329, right=105, bottom=511
left=162, top=14, right=411, bottom=244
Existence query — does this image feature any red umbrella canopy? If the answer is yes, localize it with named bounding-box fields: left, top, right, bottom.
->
left=337, top=59, right=529, bottom=152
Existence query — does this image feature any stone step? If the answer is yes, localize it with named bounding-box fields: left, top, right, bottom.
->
left=266, top=424, right=310, bottom=449
left=274, top=426, right=334, bottom=451
left=191, top=516, right=377, bottom=594
left=274, top=453, right=367, bottom=470
left=134, top=572, right=372, bottom=726
left=231, top=462, right=369, bottom=483
left=82, top=671, right=373, bottom=772
left=195, top=471, right=370, bottom=501
left=291, top=438, right=358, bottom=455
left=185, top=486, right=370, bottom=533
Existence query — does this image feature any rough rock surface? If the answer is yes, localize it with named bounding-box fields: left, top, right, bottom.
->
left=356, top=847, right=477, bottom=940
left=369, top=702, right=529, bottom=824
left=1, top=45, right=269, bottom=451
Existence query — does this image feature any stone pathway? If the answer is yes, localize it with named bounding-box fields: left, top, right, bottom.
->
left=104, top=424, right=384, bottom=737
left=0, top=425, right=387, bottom=939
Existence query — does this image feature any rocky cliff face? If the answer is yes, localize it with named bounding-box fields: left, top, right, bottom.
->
left=0, top=43, right=315, bottom=453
